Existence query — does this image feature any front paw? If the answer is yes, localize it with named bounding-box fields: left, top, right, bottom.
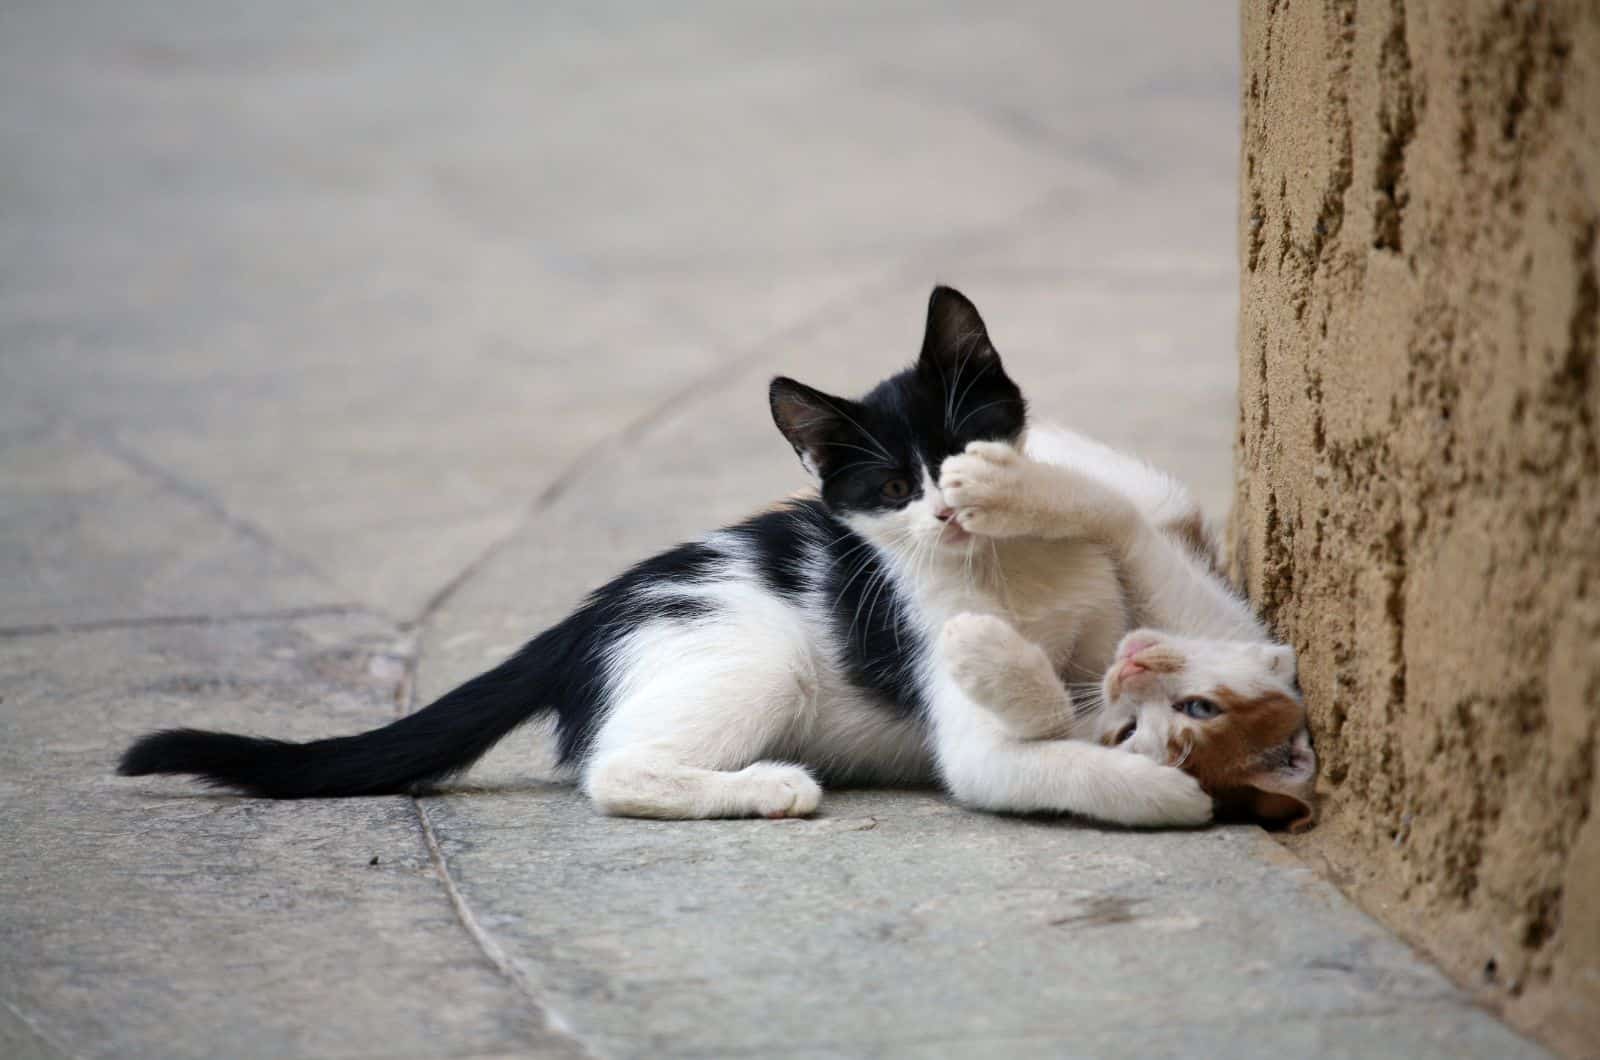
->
left=1105, top=755, right=1214, bottom=829
left=738, top=763, right=823, bottom=819
left=939, top=441, right=1039, bottom=538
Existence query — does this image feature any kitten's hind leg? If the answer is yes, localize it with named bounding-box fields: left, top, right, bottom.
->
left=586, top=749, right=820, bottom=820
left=581, top=620, right=822, bottom=820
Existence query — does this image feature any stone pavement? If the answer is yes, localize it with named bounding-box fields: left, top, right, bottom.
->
left=0, top=3, right=1549, bottom=1058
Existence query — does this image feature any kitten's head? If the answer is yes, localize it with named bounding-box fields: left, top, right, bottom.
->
left=1096, top=629, right=1318, bottom=831
left=769, top=286, right=1026, bottom=553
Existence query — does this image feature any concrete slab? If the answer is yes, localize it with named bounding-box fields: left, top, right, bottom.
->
left=0, top=615, right=580, bottom=1060
left=419, top=789, right=1545, bottom=1059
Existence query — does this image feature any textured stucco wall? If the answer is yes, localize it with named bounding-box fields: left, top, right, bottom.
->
left=1235, top=1, right=1599, bottom=1052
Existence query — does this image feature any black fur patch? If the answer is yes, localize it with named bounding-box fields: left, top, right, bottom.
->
left=728, top=496, right=928, bottom=714
left=815, top=518, right=928, bottom=716
left=546, top=540, right=723, bottom=762
left=731, top=501, right=825, bottom=600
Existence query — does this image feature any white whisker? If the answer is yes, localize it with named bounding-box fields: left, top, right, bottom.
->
left=953, top=397, right=1013, bottom=435
left=812, top=394, right=895, bottom=464
left=951, top=352, right=996, bottom=415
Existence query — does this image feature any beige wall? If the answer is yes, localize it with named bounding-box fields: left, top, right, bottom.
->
left=1234, top=1, right=1599, bottom=1053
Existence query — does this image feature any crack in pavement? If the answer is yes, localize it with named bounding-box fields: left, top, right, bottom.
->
left=410, top=796, right=594, bottom=1059
left=87, top=426, right=340, bottom=590
left=385, top=645, right=592, bottom=1058
left=1, top=992, right=78, bottom=1060
left=0, top=604, right=377, bottom=640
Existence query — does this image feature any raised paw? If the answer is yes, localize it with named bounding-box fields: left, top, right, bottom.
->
left=938, top=441, right=1040, bottom=538
left=737, top=762, right=823, bottom=819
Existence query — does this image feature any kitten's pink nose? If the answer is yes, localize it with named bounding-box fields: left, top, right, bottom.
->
left=1119, top=636, right=1158, bottom=661
left=936, top=505, right=956, bottom=522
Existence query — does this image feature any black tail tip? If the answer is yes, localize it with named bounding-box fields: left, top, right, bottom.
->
left=118, top=728, right=188, bottom=776
left=117, top=727, right=258, bottom=778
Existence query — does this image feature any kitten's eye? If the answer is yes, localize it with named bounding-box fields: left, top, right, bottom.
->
left=1114, top=720, right=1137, bottom=744
left=1174, top=698, right=1220, bottom=720
left=880, top=479, right=912, bottom=501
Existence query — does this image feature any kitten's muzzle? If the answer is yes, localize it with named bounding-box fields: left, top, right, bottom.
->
left=1106, top=636, right=1185, bottom=699
left=936, top=507, right=972, bottom=545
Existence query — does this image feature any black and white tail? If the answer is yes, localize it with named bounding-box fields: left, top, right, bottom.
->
left=118, top=632, right=560, bottom=798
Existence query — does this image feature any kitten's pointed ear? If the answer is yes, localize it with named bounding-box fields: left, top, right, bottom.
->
left=1226, top=727, right=1318, bottom=833
left=769, top=376, right=857, bottom=479
left=919, top=285, right=999, bottom=374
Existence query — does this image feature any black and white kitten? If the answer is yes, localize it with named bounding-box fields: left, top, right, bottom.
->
left=120, top=287, right=1214, bottom=826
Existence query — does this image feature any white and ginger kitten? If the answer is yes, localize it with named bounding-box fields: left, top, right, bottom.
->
left=120, top=287, right=1311, bottom=830
left=938, top=428, right=1317, bottom=830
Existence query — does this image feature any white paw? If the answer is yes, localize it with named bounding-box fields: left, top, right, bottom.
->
left=941, top=613, right=1046, bottom=703
left=1103, top=755, right=1214, bottom=828
left=737, top=762, right=823, bottom=819
left=939, top=441, right=1038, bottom=538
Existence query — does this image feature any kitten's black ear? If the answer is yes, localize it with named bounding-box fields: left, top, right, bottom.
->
left=917, top=286, right=1027, bottom=440
left=918, top=285, right=999, bottom=375
left=769, top=376, right=859, bottom=478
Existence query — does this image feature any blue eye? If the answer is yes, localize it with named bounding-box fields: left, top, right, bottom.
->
left=1175, top=698, right=1220, bottom=720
